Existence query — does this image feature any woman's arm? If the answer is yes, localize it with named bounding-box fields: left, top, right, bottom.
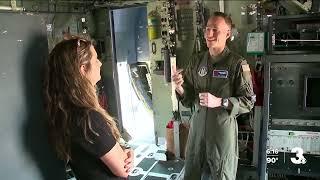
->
left=123, top=148, right=134, bottom=172
left=100, top=142, right=130, bottom=178
left=78, top=111, right=135, bottom=178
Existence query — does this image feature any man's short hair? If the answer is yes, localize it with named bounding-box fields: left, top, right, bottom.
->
left=209, top=12, right=233, bottom=30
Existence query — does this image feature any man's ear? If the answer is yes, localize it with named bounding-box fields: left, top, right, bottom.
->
left=226, top=29, right=231, bottom=40
left=80, top=64, right=87, bottom=76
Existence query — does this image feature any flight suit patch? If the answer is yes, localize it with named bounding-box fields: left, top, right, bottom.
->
left=213, top=70, right=228, bottom=78
left=242, top=64, right=250, bottom=72
left=241, top=64, right=251, bottom=81
left=198, top=66, right=208, bottom=77
left=241, top=64, right=252, bottom=87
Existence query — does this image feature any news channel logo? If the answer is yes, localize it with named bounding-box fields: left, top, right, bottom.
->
left=266, top=147, right=307, bottom=165
left=290, top=147, right=307, bottom=165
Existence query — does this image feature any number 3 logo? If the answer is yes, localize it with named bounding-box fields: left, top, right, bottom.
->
left=291, top=147, right=307, bottom=165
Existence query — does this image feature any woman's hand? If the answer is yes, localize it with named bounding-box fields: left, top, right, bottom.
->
left=123, top=148, right=134, bottom=173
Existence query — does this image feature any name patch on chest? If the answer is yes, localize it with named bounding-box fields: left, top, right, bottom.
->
left=212, top=70, right=228, bottom=78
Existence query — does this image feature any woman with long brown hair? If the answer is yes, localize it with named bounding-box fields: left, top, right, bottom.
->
left=44, top=37, right=133, bottom=179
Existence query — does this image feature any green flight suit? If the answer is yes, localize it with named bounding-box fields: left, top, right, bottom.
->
left=178, top=47, right=255, bottom=180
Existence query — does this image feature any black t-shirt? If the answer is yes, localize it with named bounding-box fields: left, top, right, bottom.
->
left=70, top=110, right=125, bottom=180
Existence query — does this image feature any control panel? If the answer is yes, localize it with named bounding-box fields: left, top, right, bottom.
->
left=267, top=130, right=320, bottom=154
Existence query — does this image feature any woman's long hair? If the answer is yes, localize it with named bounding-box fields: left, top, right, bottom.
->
left=44, top=37, right=120, bottom=161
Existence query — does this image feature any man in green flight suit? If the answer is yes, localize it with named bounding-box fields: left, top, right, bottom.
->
left=172, top=12, right=255, bottom=180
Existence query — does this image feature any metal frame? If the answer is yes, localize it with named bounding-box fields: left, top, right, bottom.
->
left=109, top=9, right=124, bottom=133
left=267, top=13, right=320, bottom=55
left=109, top=4, right=150, bottom=136
left=259, top=56, right=270, bottom=180
left=259, top=54, right=320, bottom=180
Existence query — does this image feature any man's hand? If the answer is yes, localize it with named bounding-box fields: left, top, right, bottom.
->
left=172, top=69, right=184, bottom=95
left=199, top=92, right=222, bottom=108
left=124, top=148, right=134, bottom=173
